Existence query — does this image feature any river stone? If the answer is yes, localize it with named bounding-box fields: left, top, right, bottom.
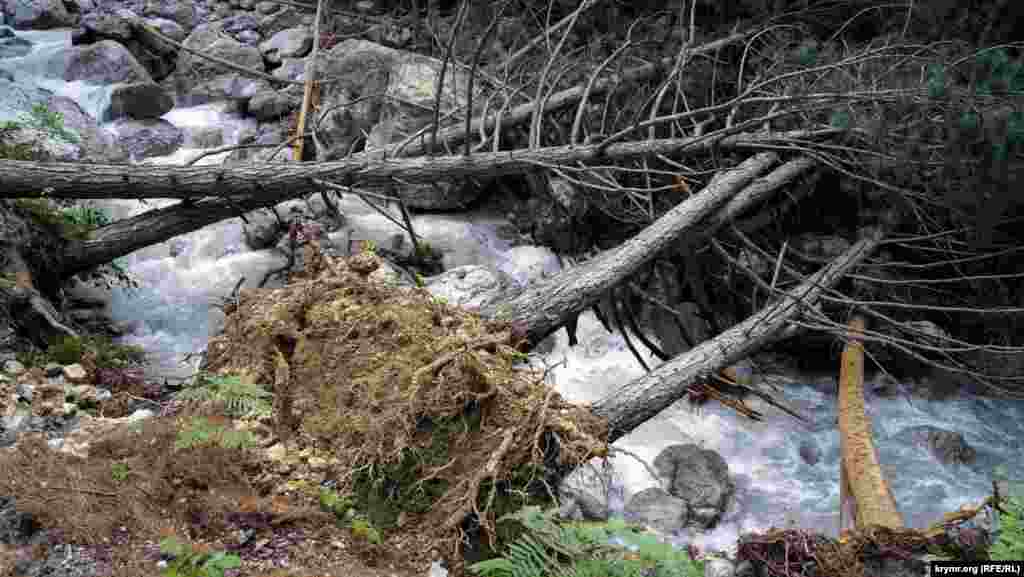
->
left=247, top=88, right=295, bottom=120
left=901, top=425, right=976, bottom=465
left=141, top=0, right=194, bottom=30
left=422, top=266, right=503, bottom=309
left=798, top=439, right=821, bottom=466
left=108, top=118, right=183, bottom=160
left=255, top=0, right=278, bottom=14
left=143, top=16, right=185, bottom=41
left=106, top=81, right=174, bottom=120
left=654, top=443, right=734, bottom=529
left=259, top=26, right=312, bottom=64
left=60, top=39, right=152, bottom=84
left=623, top=487, right=688, bottom=534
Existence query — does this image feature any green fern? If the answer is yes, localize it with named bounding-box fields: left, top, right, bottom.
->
left=174, top=373, right=272, bottom=418
left=467, top=506, right=704, bottom=577
left=175, top=416, right=257, bottom=450
left=990, top=492, right=1024, bottom=560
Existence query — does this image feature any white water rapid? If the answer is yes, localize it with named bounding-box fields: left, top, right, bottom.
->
left=3, top=25, right=1022, bottom=559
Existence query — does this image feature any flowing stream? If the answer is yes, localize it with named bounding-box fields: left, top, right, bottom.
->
left=3, top=25, right=1023, bottom=558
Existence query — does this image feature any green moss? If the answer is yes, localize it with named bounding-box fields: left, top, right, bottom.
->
left=12, top=199, right=112, bottom=240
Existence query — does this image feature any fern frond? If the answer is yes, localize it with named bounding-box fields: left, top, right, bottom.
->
left=175, top=373, right=272, bottom=417
left=991, top=493, right=1024, bottom=561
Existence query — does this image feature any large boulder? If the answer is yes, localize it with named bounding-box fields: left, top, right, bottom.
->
left=47, top=95, right=128, bottom=162
left=174, top=22, right=268, bottom=102
left=59, top=40, right=152, bottom=84
left=75, top=9, right=178, bottom=81
left=623, top=488, right=688, bottom=535
left=105, top=81, right=174, bottom=121
left=107, top=118, right=182, bottom=160
left=653, top=443, right=734, bottom=529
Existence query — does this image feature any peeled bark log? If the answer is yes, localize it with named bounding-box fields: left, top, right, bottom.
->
left=593, top=229, right=884, bottom=442
left=838, top=315, right=904, bottom=529
left=480, top=152, right=806, bottom=346
left=0, top=130, right=837, bottom=200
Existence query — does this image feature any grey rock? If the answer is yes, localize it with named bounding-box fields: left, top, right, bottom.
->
left=235, top=29, right=260, bottom=45
left=108, top=118, right=183, bottom=160
left=423, top=266, right=502, bottom=309
left=106, top=81, right=174, bottom=121
left=798, top=439, right=821, bottom=466
left=255, top=1, right=278, bottom=14
left=143, top=16, right=186, bottom=41
left=221, top=12, right=259, bottom=34
left=901, top=425, right=977, bottom=466
left=623, top=487, right=688, bottom=534
left=654, top=443, right=734, bottom=529
left=247, top=88, right=295, bottom=120
left=60, top=39, right=152, bottom=84
left=141, top=0, right=194, bottom=30
left=43, top=362, right=62, bottom=377
left=259, top=26, right=312, bottom=64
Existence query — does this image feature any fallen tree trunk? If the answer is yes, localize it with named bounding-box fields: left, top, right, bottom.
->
left=59, top=193, right=288, bottom=279
left=592, top=229, right=884, bottom=442
left=54, top=135, right=825, bottom=276
left=479, top=153, right=823, bottom=346
left=0, top=130, right=837, bottom=200
left=838, top=315, right=904, bottom=530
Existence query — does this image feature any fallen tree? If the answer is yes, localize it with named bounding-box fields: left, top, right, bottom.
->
left=49, top=131, right=833, bottom=278
left=592, top=228, right=884, bottom=442
left=478, top=153, right=820, bottom=346
left=0, top=130, right=834, bottom=201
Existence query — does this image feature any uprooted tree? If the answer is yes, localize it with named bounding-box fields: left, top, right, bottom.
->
left=2, top=0, right=1024, bottom=566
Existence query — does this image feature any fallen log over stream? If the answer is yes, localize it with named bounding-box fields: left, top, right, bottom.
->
left=46, top=131, right=831, bottom=279
left=478, top=153, right=820, bottom=346
left=591, top=229, right=884, bottom=442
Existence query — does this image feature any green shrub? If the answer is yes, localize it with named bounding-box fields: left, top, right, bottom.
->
left=159, top=537, right=241, bottom=577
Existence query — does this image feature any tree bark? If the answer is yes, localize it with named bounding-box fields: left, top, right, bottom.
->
left=59, top=192, right=289, bottom=279
left=479, top=153, right=823, bottom=346
left=592, top=229, right=884, bottom=443
left=0, top=130, right=836, bottom=200
left=838, top=315, right=904, bottom=529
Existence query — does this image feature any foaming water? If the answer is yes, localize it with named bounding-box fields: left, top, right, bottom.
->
left=0, top=28, right=114, bottom=121
left=97, top=103, right=285, bottom=381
